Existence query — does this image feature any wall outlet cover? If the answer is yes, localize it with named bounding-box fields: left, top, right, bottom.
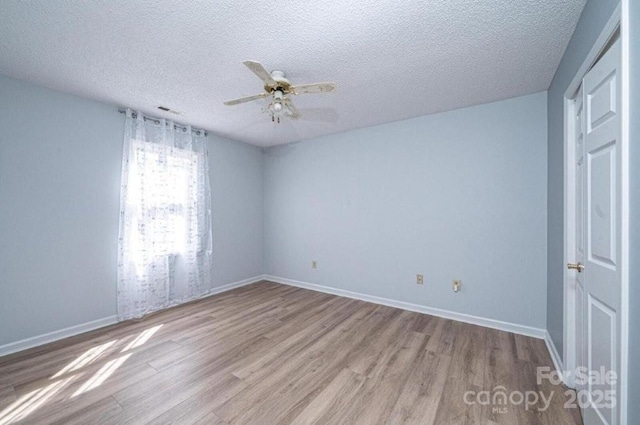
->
left=453, top=280, right=462, bottom=292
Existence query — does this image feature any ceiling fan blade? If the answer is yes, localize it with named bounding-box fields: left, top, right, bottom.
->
left=243, top=61, right=276, bottom=86
left=291, top=82, right=337, bottom=95
left=284, top=98, right=301, bottom=119
left=224, top=93, right=267, bottom=106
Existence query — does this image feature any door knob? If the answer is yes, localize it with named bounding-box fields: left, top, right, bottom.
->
left=567, top=262, right=585, bottom=272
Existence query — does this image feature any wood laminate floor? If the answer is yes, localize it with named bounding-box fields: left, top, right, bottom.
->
left=0, top=281, right=582, bottom=425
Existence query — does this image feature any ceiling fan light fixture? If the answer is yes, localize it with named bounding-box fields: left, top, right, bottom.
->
left=265, top=91, right=296, bottom=123
left=266, top=100, right=289, bottom=123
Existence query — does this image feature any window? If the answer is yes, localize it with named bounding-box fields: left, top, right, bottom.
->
left=128, top=140, right=199, bottom=268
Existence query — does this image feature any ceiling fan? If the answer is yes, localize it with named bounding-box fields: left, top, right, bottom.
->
left=224, top=61, right=337, bottom=123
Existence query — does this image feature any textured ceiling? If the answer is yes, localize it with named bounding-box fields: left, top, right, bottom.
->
left=0, top=0, right=585, bottom=147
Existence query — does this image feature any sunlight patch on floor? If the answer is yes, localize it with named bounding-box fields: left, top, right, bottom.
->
left=0, top=323, right=165, bottom=422
left=51, top=340, right=117, bottom=379
left=121, top=324, right=163, bottom=352
left=71, top=354, right=132, bottom=398
left=0, top=375, right=76, bottom=424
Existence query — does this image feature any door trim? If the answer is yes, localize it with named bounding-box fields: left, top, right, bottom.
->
left=620, top=2, right=630, bottom=424
left=563, top=5, right=621, bottom=99
left=562, top=91, right=577, bottom=388
left=562, top=3, right=629, bottom=423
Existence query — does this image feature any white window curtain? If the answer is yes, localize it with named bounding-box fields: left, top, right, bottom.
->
left=117, top=109, right=213, bottom=320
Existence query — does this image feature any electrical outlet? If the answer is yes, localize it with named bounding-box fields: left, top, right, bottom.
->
left=312, top=260, right=318, bottom=269
left=416, top=274, right=424, bottom=285
left=453, top=279, right=461, bottom=293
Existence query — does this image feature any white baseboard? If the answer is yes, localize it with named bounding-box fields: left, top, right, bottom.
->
left=265, top=275, right=546, bottom=339
left=0, top=315, right=119, bottom=358
left=0, top=274, right=266, bottom=358
left=544, top=330, right=566, bottom=384
left=205, top=274, right=267, bottom=297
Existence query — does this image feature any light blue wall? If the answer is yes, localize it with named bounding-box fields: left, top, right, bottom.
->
left=264, top=92, right=548, bottom=328
left=0, top=75, right=123, bottom=345
left=0, top=74, right=264, bottom=346
left=627, top=0, right=639, bottom=420
left=209, top=134, right=264, bottom=286
left=546, top=0, right=620, bottom=358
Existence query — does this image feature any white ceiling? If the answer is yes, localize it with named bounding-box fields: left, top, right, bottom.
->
left=0, top=0, right=585, bottom=147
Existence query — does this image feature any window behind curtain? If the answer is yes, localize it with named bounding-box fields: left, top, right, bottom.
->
left=128, top=140, right=199, bottom=267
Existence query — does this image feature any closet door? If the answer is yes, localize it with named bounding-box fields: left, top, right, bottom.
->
left=578, top=37, right=621, bottom=425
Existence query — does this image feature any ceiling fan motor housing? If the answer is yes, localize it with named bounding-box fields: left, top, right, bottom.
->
left=266, top=70, right=292, bottom=94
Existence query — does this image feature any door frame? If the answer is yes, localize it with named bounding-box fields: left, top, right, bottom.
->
left=562, top=3, right=629, bottom=422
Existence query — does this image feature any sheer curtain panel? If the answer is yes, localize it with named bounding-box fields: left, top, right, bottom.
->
left=117, top=110, right=213, bottom=320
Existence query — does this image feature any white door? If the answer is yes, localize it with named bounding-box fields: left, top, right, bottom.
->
left=571, top=38, right=621, bottom=425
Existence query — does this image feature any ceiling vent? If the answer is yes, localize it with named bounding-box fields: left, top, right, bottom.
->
left=156, top=105, right=181, bottom=115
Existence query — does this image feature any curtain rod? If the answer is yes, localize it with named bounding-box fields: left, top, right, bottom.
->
left=117, top=108, right=208, bottom=136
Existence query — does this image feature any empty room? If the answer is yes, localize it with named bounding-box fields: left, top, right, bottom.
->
left=0, top=0, right=638, bottom=424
